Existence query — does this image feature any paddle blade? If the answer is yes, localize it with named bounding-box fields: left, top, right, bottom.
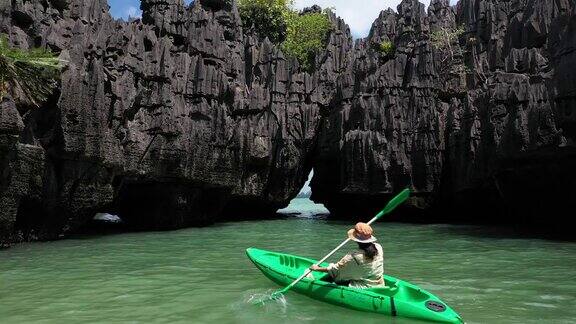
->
left=270, top=285, right=290, bottom=299
left=249, top=290, right=286, bottom=305
left=245, top=289, right=287, bottom=307
left=374, top=188, right=410, bottom=220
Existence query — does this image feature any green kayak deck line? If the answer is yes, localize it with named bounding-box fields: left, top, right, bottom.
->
left=246, top=248, right=463, bottom=323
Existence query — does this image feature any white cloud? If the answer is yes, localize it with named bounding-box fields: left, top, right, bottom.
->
left=126, top=6, right=142, bottom=18
left=293, top=0, right=457, bottom=38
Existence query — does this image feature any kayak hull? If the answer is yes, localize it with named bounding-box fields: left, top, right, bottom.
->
left=247, top=248, right=463, bottom=323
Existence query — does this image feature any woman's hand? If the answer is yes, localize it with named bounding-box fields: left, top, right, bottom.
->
left=310, top=264, right=329, bottom=272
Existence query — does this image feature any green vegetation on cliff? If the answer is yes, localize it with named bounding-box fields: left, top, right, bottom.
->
left=238, top=0, right=332, bottom=72
left=0, top=35, right=62, bottom=106
left=237, top=0, right=291, bottom=44
left=430, top=26, right=465, bottom=61
left=430, top=26, right=470, bottom=75
left=378, top=40, right=395, bottom=56
left=282, top=10, right=332, bottom=71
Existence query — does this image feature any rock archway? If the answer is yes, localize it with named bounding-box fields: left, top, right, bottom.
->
left=1, top=0, right=576, bottom=246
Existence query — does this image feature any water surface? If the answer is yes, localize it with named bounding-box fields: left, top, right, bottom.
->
left=1, top=204, right=575, bottom=323
left=277, top=197, right=329, bottom=217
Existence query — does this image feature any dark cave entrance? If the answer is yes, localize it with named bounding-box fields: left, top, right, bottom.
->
left=14, top=198, right=46, bottom=241
left=111, top=181, right=230, bottom=231
left=73, top=180, right=231, bottom=235
left=82, top=212, right=124, bottom=234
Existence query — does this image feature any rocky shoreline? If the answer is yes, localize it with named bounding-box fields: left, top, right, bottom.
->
left=1, top=0, right=575, bottom=247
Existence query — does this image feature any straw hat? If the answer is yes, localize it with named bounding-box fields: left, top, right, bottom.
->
left=347, top=223, right=377, bottom=243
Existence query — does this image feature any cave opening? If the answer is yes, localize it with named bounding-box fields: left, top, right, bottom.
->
left=85, top=212, right=124, bottom=234
left=72, top=180, right=231, bottom=236
left=71, top=198, right=126, bottom=236
left=276, top=169, right=329, bottom=218
left=14, top=198, right=46, bottom=242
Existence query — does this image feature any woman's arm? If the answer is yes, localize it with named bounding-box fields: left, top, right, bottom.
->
left=309, top=264, right=329, bottom=272
left=310, top=253, right=353, bottom=273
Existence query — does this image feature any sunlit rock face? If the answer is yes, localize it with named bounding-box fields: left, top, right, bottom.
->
left=312, top=0, right=576, bottom=228
left=0, top=0, right=351, bottom=245
left=1, top=0, right=575, bottom=246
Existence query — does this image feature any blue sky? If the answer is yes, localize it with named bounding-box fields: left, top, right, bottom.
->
left=107, top=0, right=193, bottom=21
left=108, top=0, right=457, bottom=38
left=108, top=0, right=141, bottom=19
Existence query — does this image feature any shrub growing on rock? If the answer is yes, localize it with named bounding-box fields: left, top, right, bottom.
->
left=378, top=40, right=395, bottom=56
left=0, top=35, right=63, bottom=107
left=430, top=25, right=465, bottom=61
left=238, top=0, right=332, bottom=72
left=429, top=25, right=474, bottom=92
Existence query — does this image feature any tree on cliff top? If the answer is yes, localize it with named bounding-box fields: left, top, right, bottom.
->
left=238, top=0, right=332, bottom=72
left=238, top=0, right=293, bottom=44
left=282, top=9, right=332, bottom=72
left=0, top=35, right=64, bottom=107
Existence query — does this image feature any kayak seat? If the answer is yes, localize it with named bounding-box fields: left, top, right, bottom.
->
left=317, top=274, right=335, bottom=283
left=316, top=274, right=395, bottom=293
left=314, top=274, right=350, bottom=287
left=366, top=286, right=399, bottom=297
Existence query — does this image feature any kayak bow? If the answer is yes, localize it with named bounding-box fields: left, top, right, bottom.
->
left=247, top=248, right=463, bottom=323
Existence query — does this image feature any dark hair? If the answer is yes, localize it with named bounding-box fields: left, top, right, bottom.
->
left=358, top=242, right=378, bottom=260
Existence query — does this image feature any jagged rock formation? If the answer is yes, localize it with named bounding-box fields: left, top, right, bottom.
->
left=1, top=0, right=575, bottom=246
left=312, top=0, right=576, bottom=228
left=0, top=98, right=46, bottom=244
left=0, top=0, right=350, bottom=246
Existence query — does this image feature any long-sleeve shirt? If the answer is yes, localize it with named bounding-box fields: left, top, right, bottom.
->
left=327, top=243, right=384, bottom=289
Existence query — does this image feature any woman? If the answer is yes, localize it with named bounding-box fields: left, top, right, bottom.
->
left=309, top=222, right=385, bottom=289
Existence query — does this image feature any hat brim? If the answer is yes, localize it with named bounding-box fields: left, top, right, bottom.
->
left=347, top=228, right=377, bottom=243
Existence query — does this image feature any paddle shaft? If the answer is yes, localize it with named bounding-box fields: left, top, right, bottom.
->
left=278, top=213, right=382, bottom=294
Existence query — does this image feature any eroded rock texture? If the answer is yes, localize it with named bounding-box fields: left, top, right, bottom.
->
left=1, top=0, right=575, bottom=246
left=312, top=0, right=576, bottom=228
left=0, top=0, right=350, bottom=246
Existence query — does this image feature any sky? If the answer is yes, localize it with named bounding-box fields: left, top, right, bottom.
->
left=107, top=0, right=457, bottom=38
left=301, top=170, right=313, bottom=194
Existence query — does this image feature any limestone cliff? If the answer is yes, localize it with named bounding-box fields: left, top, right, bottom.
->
left=312, top=0, right=576, bottom=229
left=1, top=0, right=575, bottom=246
left=0, top=0, right=350, bottom=245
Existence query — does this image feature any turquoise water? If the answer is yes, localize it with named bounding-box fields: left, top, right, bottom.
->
left=277, top=197, right=329, bottom=217
left=1, top=199, right=575, bottom=323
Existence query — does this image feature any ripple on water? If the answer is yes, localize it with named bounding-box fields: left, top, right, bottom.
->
left=539, top=294, right=570, bottom=301
left=523, top=302, right=558, bottom=309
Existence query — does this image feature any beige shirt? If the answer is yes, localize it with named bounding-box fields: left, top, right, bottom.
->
left=327, top=243, right=384, bottom=289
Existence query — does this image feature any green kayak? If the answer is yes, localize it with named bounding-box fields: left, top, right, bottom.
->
left=247, top=248, right=463, bottom=323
